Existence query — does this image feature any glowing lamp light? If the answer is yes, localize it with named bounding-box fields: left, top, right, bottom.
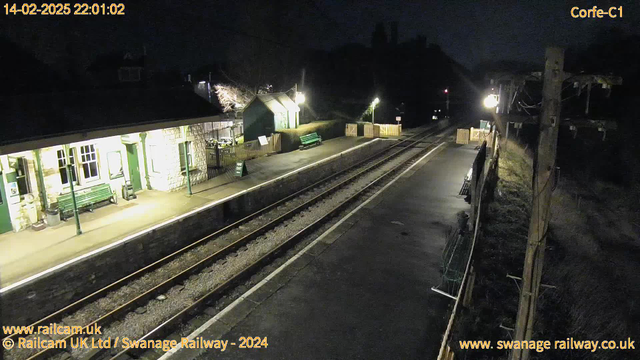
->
left=372, top=97, right=380, bottom=107
left=295, top=92, right=306, bottom=104
left=444, top=89, right=448, bottom=94
left=483, top=94, right=499, bottom=109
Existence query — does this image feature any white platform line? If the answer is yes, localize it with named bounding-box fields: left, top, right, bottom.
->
left=158, top=141, right=446, bottom=359
left=0, top=139, right=381, bottom=294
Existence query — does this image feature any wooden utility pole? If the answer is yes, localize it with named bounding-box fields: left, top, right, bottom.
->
left=511, top=47, right=564, bottom=360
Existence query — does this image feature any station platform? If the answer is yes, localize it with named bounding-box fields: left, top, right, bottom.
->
left=170, top=143, right=478, bottom=360
left=0, top=136, right=385, bottom=289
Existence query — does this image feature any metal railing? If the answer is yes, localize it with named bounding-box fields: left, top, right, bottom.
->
left=437, top=129, right=501, bottom=360
left=206, top=135, right=281, bottom=177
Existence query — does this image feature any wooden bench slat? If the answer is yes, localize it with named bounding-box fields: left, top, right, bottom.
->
left=299, top=132, right=322, bottom=148
left=58, top=183, right=115, bottom=220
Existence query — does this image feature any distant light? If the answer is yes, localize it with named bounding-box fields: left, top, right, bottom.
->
left=295, top=92, right=306, bottom=104
left=372, top=97, right=380, bottom=107
left=198, top=81, right=206, bottom=84
left=444, top=89, right=448, bottom=94
left=483, top=94, right=499, bottom=108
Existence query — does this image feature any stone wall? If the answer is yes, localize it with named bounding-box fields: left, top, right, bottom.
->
left=145, top=124, right=207, bottom=191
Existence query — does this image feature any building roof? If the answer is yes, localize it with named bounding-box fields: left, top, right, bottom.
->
left=248, top=93, right=300, bottom=114
left=0, top=87, right=221, bottom=150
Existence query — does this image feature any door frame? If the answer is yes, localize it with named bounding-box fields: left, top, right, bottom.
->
left=125, top=144, right=142, bottom=192
left=0, top=172, right=14, bottom=234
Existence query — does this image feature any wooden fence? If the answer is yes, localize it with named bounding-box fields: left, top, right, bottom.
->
left=378, top=124, right=402, bottom=136
left=206, top=134, right=281, bottom=178
left=361, top=123, right=402, bottom=138
left=456, top=129, right=470, bottom=144
left=345, top=123, right=357, bottom=137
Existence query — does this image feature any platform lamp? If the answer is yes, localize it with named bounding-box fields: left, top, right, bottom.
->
left=64, top=144, right=82, bottom=235
left=180, top=125, right=192, bottom=196
left=295, top=92, right=305, bottom=128
left=371, top=97, right=380, bottom=125
left=444, top=88, right=450, bottom=118
left=483, top=94, right=499, bottom=109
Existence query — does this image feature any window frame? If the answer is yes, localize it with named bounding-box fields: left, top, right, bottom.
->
left=107, top=150, right=124, bottom=180
left=148, top=144, right=161, bottom=173
left=57, top=148, right=78, bottom=186
left=179, top=141, right=193, bottom=172
left=80, top=144, right=100, bottom=182
left=15, top=157, right=31, bottom=196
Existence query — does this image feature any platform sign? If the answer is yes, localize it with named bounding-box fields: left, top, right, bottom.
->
left=258, top=135, right=269, bottom=146
left=235, top=160, right=248, bottom=177
left=7, top=182, right=18, bottom=197
left=395, top=116, right=401, bottom=122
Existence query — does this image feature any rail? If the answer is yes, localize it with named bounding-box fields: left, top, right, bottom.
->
left=111, top=126, right=459, bottom=360
left=6, top=123, right=456, bottom=360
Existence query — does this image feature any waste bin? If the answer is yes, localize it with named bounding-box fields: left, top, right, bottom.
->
left=46, top=208, right=61, bottom=227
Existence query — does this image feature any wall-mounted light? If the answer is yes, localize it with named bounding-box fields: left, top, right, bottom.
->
left=295, top=92, right=306, bottom=104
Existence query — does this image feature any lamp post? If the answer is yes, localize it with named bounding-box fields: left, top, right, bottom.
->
left=444, top=88, right=450, bottom=118
left=183, top=141, right=192, bottom=195
left=64, top=144, right=82, bottom=235
left=371, top=97, right=380, bottom=124
left=180, top=126, right=192, bottom=196
left=295, top=92, right=305, bottom=128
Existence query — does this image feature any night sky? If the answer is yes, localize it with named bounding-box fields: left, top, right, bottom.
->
left=1, top=0, right=639, bottom=72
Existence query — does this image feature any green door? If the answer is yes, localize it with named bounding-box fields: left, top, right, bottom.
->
left=0, top=173, right=13, bottom=234
left=125, top=144, right=142, bottom=192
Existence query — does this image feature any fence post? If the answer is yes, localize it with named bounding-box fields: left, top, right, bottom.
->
left=215, top=143, right=221, bottom=169
left=462, top=266, right=475, bottom=307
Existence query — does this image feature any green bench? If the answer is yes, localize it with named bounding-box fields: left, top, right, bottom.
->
left=58, top=183, right=117, bottom=220
left=299, top=132, right=322, bottom=150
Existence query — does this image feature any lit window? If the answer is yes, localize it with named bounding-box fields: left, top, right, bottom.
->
left=107, top=151, right=124, bottom=180
left=15, top=157, right=31, bottom=195
left=179, top=142, right=193, bottom=172
left=57, top=149, right=78, bottom=185
left=80, top=144, right=100, bottom=180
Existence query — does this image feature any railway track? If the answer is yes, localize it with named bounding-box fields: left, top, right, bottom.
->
left=4, top=122, right=459, bottom=360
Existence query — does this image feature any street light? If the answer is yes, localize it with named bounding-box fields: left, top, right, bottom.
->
left=444, top=88, right=450, bottom=118
left=483, top=94, right=499, bottom=109
left=295, top=92, right=306, bottom=104
left=371, top=97, right=380, bottom=124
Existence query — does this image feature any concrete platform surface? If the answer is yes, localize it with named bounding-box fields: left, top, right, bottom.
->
left=176, top=143, right=478, bottom=360
left=0, top=136, right=379, bottom=289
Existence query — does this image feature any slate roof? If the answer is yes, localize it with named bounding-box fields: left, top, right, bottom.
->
left=249, top=93, right=300, bottom=113
left=0, top=87, right=222, bottom=146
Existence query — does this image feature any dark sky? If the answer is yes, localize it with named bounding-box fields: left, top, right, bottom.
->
left=315, top=0, right=640, bottom=68
left=1, top=0, right=639, bottom=72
